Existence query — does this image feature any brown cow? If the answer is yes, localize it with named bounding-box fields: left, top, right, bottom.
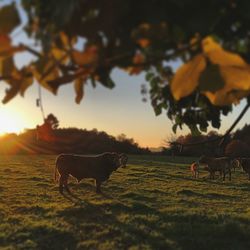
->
left=55, top=152, right=123, bottom=194
left=199, top=156, right=234, bottom=181
left=190, top=162, right=199, bottom=178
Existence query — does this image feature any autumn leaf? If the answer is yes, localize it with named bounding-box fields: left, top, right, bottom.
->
left=0, top=56, right=15, bottom=76
left=0, top=34, right=25, bottom=57
left=220, top=65, right=250, bottom=91
left=33, top=59, right=60, bottom=94
left=0, top=3, right=20, bottom=34
left=204, top=89, right=250, bottom=106
left=74, top=77, right=85, bottom=104
left=0, top=35, right=11, bottom=52
left=199, top=37, right=250, bottom=105
left=137, top=38, right=151, bottom=48
left=127, top=53, right=146, bottom=75
left=60, top=32, right=69, bottom=47
left=198, top=64, right=224, bottom=92
left=189, top=33, right=200, bottom=51
left=170, top=54, right=206, bottom=100
left=203, top=65, right=250, bottom=105
left=72, top=45, right=99, bottom=67
left=47, top=68, right=91, bottom=90
left=202, top=37, right=247, bottom=67
left=51, top=47, right=68, bottom=64
left=19, top=68, right=34, bottom=96
left=2, top=67, right=33, bottom=104
left=59, top=32, right=77, bottom=48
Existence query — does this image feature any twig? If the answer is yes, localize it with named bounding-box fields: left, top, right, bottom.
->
left=219, top=101, right=250, bottom=146
left=171, top=100, right=250, bottom=149
left=22, top=44, right=42, bottom=58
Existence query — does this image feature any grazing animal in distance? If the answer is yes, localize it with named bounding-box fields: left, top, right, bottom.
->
left=119, top=153, right=128, bottom=168
left=190, top=162, right=199, bottom=178
left=231, top=158, right=241, bottom=172
left=199, top=156, right=234, bottom=181
left=238, top=158, right=250, bottom=180
left=55, top=152, right=123, bottom=194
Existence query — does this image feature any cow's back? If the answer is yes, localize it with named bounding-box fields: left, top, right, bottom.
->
left=56, top=153, right=114, bottom=181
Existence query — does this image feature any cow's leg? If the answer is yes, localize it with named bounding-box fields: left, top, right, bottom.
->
left=59, top=174, right=69, bottom=194
left=220, top=170, right=222, bottom=178
left=95, top=179, right=102, bottom=193
left=211, top=171, right=215, bottom=179
left=223, top=171, right=225, bottom=181
left=63, top=175, right=71, bottom=193
left=59, top=176, right=64, bottom=194
left=228, top=169, right=231, bottom=181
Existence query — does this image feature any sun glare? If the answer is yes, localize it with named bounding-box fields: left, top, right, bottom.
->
left=0, top=109, right=26, bottom=135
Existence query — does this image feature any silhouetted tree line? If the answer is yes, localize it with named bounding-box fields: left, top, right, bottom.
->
left=163, top=125, right=250, bottom=157
left=0, top=127, right=150, bottom=155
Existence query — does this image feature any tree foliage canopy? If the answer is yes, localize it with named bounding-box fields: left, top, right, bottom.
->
left=1, top=0, right=250, bottom=133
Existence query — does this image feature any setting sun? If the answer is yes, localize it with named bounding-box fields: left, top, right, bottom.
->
left=0, top=108, right=26, bottom=135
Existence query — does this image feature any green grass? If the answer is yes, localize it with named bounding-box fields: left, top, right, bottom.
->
left=0, top=155, right=249, bottom=250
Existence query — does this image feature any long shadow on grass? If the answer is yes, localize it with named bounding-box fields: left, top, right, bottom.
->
left=56, top=191, right=250, bottom=250
left=164, top=172, right=250, bottom=188
left=176, top=189, right=236, bottom=200
left=5, top=225, right=77, bottom=250
left=57, top=200, right=172, bottom=249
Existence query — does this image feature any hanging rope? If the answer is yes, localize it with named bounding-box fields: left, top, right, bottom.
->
left=37, top=82, right=45, bottom=121
left=36, top=83, right=53, bottom=142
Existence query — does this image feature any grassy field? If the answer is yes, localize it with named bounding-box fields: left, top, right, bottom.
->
left=0, top=154, right=249, bottom=250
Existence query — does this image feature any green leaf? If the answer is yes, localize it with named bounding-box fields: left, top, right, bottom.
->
left=172, top=124, right=178, bottom=134
left=154, top=105, right=162, bottom=116
left=190, top=125, right=201, bottom=136
left=150, top=77, right=159, bottom=88
left=0, top=4, right=20, bottom=34
left=211, top=116, right=221, bottom=129
left=145, top=72, right=154, bottom=81
left=96, top=67, right=115, bottom=89
left=175, top=115, right=182, bottom=124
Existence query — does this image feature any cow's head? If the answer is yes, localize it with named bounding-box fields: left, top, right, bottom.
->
left=198, top=155, right=209, bottom=164
left=119, top=153, right=128, bottom=168
left=104, top=152, right=123, bottom=171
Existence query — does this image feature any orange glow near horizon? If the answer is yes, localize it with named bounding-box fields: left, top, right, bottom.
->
left=0, top=108, right=27, bottom=135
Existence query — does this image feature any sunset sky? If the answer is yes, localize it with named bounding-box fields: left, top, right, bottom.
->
left=0, top=0, right=249, bottom=148
left=0, top=67, right=249, bottom=148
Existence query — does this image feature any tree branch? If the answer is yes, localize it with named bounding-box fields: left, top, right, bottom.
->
left=170, top=100, right=250, bottom=150
left=22, top=44, right=42, bottom=58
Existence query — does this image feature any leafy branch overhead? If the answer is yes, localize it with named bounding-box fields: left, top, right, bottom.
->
left=1, top=0, right=250, bottom=134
